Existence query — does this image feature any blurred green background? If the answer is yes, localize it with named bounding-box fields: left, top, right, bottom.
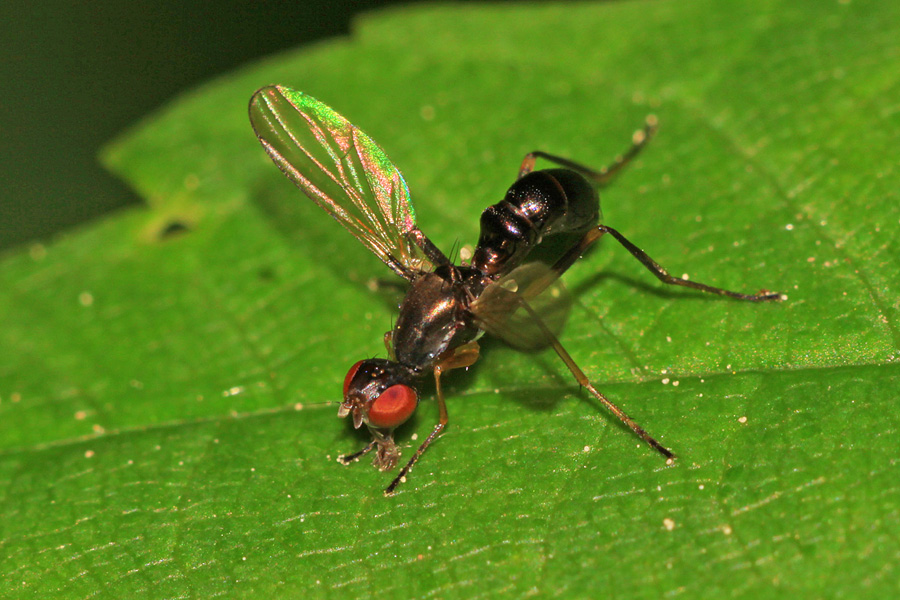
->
left=0, top=0, right=414, bottom=251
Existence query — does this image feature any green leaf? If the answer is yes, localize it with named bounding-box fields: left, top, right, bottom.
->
left=2, top=0, right=898, bottom=597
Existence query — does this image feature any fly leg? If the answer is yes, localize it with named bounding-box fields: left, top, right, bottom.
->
left=566, top=226, right=783, bottom=301
left=338, top=440, right=377, bottom=464
left=338, top=427, right=401, bottom=471
left=385, top=341, right=481, bottom=495
left=492, top=225, right=781, bottom=462
left=518, top=116, right=658, bottom=183
left=511, top=297, right=676, bottom=461
left=515, top=222, right=781, bottom=302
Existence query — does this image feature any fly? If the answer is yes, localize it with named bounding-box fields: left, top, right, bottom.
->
left=248, top=85, right=782, bottom=495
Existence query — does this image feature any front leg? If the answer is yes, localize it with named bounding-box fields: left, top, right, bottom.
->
left=384, top=341, right=481, bottom=495
left=338, top=427, right=402, bottom=472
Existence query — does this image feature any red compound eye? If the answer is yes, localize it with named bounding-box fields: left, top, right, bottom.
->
left=368, top=384, right=418, bottom=429
left=343, top=360, right=364, bottom=397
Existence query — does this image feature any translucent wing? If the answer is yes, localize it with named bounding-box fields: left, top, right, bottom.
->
left=470, top=262, right=572, bottom=351
left=249, top=85, right=430, bottom=279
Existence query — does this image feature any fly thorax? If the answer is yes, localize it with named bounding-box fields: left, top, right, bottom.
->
left=393, top=271, right=471, bottom=369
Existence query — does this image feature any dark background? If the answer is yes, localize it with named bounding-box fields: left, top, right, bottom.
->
left=0, top=0, right=412, bottom=252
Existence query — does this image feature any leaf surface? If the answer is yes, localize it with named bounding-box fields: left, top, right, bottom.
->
left=1, top=1, right=898, bottom=597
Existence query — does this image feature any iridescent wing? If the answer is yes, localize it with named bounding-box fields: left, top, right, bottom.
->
left=249, top=85, right=431, bottom=279
left=470, top=262, right=572, bottom=351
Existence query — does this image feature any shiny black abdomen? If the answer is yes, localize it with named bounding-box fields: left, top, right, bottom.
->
left=471, top=168, right=599, bottom=277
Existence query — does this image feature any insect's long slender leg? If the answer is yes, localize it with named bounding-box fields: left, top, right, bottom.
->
left=524, top=226, right=781, bottom=303
left=518, top=116, right=658, bottom=182
left=514, top=298, right=675, bottom=461
left=596, top=225, right=783, bottom=301
left=338, top=440, right=377, bottom=464
left=384, top=369, right=449, bottom=496
left=385, top=342, right=481, bottom=495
